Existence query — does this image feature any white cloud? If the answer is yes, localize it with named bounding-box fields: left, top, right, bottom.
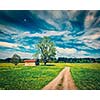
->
left=56, top=47, right=77, bottom=58
left=0, top=24, right=19, bottom=34
left=14, top=51, right=33, bottom=59
left=48, top=11, right=63, bottom=19
left=67, top=10, right=80, bottom=19
left=84, top=15, right=94, bottom=29
left=62, top=34, right=73, bottom=41
left=31, top=11, right=75, bottom=30
left=76, top=45, right=92, bottom=50
left=80, top=32, right=100, bottom=49
left=82, top=32, right=100, bottom=40
left=23, top=46, right=30, bottom=49
left=18, top=44, right=31, bottom=50
left=56, top=47, right=89, bottom=58
left=0, top=41, right=18, bottom=48
left=45, top=18, right=59, bottom=29
left=0, top=41, right=33, bottom=51
left=84, top=41, right=100, bottom=49
left=12, top=31, right=28, bottom=40
left=0, top=51, right=33, bottom=59
left=31, top=31, right=66, bottom=37
left=31, top=11, right=65, bottom=29
left=79, top=51, right=88, bottom=55
left=84, top=11, right=97, bottom=29
left=56, top=47, right=77, bottom=54
left=84, top=28, right=100, bottom=35
left=15, top=30, right=70, bottom=39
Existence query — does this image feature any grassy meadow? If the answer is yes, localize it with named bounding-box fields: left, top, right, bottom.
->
left=0, top=63, right=66, bottom=90
left=66, top=63, right=100, bottom=90
left=0, top=63, right=100, bottom=90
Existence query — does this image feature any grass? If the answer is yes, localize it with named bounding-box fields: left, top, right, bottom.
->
left=66, top=63, right=100, bottom=69
left=66, top=63, right=100, bottom=90
left=0, top=63, right=66, bottom=90
left=0, top=63, right=100, bottom=90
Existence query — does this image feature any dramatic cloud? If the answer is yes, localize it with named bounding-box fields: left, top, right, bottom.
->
left=0, top=41, right=18, bottom=48
left=0, top=10, right=100, bottom=58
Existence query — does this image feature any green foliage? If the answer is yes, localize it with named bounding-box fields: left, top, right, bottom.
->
left=11, top=54, right=21, bottom=65
left=36, top=37, right=56, bottom=65
left=0, top=63, right=65, bottom=90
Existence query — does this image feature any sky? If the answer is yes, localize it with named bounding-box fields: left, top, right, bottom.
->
left=0, top=10, right=100, bottom=59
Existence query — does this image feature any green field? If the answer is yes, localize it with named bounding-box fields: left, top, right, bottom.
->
left=0, top=63, right=100, bottom=90
left=66, top=63, right=100, bottom=90
left=0, top=63, right=66, bottom=90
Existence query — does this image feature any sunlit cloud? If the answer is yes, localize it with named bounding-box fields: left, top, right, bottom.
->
left=0, top=41, right=18, bottom=48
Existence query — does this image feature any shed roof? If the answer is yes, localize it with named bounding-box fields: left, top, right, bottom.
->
left=24, top=60, right=36, bottom=63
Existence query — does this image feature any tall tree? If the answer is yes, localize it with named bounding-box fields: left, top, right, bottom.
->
left=36, top=36, right=56, bottom=65
left=11, top=54, right=21, bottom=65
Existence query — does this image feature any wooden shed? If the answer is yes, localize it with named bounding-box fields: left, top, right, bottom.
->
left=24, top=60, right=36, bottom=66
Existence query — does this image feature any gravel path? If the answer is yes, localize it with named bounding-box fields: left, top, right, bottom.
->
left=42, top=67, right=77, bottom=90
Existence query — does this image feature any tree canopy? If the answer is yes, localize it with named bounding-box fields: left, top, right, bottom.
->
left=11, top=54, right=21, bottom=65
left=36, top=36, right=56, bottom=65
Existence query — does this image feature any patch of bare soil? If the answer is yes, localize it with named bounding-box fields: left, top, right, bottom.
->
left=42, top=67, right=77, bottom=90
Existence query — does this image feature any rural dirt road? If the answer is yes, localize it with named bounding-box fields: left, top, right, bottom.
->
left=42, top=67, right=77, bottom=90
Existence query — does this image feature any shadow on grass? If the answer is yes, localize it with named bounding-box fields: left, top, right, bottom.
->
left=41, top=64, right=55, bottom=66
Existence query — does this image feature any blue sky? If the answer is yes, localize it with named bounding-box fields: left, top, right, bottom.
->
left=0, top=10, right=100, bottom=59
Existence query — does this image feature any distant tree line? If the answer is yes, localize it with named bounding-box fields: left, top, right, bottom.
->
left=0, top=58, right=28, bottom=63
left=57, top=57, right=100, bottom=63
left=0, top=57, right=100, bottom=63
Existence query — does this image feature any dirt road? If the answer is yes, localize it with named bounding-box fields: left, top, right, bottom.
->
left=42, top=67, right=77, bottom=90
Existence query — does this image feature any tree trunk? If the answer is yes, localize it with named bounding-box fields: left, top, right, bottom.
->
left=44, top=62, right=46, bottom=65
left=43, top=59, right=47, bottom=65
left=15, top=63, right=17, bottom=66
